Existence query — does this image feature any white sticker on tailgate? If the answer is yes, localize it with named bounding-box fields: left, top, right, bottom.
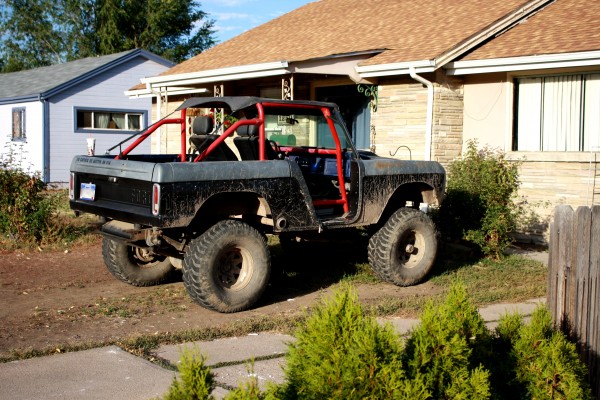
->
left=80, top=183, right=96, bottom=201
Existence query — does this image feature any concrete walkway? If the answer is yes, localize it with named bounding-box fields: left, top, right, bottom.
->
left=0, top=297, right=546, bottom=400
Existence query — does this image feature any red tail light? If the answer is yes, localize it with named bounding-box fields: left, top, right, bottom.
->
left=152, top=183, right=160, bottom=215
left=69, top=173, right=75, bottom=200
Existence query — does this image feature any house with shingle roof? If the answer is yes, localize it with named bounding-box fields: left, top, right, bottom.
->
left=0, top=49, right=174, bottom=183
left=128, top=0, right=600, bottom=234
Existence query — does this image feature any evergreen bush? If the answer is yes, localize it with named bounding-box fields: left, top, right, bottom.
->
left=511, top=306, right=592, bottom=399
left=281, top=282, right=427, bottom=399
left=435, top=139, right=522, bottom=259
left=161, top=346, right=215, bottom=400
left=403, top=281, right=492, bottom=399
left=160, top=283, right=592, bottom=400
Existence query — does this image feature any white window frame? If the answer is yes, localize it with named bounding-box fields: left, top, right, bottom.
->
left=74, top=107, right=146, bottom=133
left=12, top=107, right=26, bottom=141
left=513, top=73, right=600, bottom=152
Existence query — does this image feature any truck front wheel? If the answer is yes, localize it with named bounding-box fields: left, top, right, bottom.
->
left=183, top=219, right=271, bottom=313
left=368, top=208, right=437, bottom=286
left=102, top=237, right=175, bottom=286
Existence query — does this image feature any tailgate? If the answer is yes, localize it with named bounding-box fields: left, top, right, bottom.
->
left=69, top=155, right=164, bottom=226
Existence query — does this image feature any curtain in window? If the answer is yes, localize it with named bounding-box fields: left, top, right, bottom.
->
left=584, top=74, right=600, bottom=152
left=95, top=112, right=110, bottom=128
left=12, top=110, right=23, bottom=138
left=516, top=78, right=542, bottom=151
left=541, top=75, right=582, bottom=151
left=128, top=114, right=140, bottom=130
left=112, top=113, right=125, bottom=129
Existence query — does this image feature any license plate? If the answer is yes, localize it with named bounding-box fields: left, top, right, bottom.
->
left=80, top=183, right=96, bottom=201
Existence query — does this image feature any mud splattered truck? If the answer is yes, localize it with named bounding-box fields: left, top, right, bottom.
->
left=69, top=96, right=445, bottom=312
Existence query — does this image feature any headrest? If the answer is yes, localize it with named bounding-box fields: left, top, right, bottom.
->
left=192, top=116, right=214, bottom=135
left=236, top=124, right=259, bottom=137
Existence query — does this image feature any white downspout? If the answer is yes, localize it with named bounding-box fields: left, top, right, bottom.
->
left=147, top=82, right=163, bottom=153
left=409, top=67, right=433, bottom=161
left=156, top=86, right=162, bottom=154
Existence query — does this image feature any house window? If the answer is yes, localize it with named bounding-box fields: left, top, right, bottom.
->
left=514, top=73, right=600, bottom=152
left=75, top=109, right=143, bottom=131
left=12, top=108, right=26, bottom=140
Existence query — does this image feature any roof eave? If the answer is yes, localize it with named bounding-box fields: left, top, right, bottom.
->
left=142, top=61, right=290, bottom=88
left=125, top=87, right=209, bottom=98
left=0, top=94, right=41, bottom=105
left=445, top=50, right=600, bottom=75
left=17, top=49, right=175, bottom=102
left=356, top=60, right=435, bottom=78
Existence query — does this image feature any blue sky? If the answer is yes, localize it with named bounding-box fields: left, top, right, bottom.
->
left=201, top=0, right=313, bottom=44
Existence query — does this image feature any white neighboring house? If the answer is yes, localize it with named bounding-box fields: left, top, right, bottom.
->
left=0, top=49, right=174, bottom=183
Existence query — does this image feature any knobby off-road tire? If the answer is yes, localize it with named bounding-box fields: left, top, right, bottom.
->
left=368, top=207, right=438, bottom=286
left=183, top=219, right=271, bottom=313
left=102, top=237, right=175, bottom=286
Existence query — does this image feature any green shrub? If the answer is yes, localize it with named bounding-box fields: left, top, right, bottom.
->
left=435, top=139, right=522, bottom=259
left=281, top=282, right=427, bottom=399
left=487, top=312, right=524, bottom=397
left=222, top=362, right=289, bottom=400
left=511, top=306, right=592, bottom=400
left=160, top=283, right=591, bottom=400
left=0, top=144, right=95, bottom=248
left=0, top=149, right=54, bottom=243
left=403, top=280, right=491, bottom=399
left=161, top=346, right=215, bottom=400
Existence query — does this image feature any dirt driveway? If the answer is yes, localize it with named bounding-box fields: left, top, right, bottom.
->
left=0, top=237, right=437, bottom=359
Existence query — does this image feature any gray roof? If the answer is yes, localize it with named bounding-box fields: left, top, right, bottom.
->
left=0, top=49, right=174, bottom=104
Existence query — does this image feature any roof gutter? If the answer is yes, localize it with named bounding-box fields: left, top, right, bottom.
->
left=409, top=67, right=433, bottom=161
left=356, top=59, right=434, bottom=78
left=445, top=50, right=600, bottom=75
left=142, top=61, right=290, bottom=88
left=125, top=86, right=208, bottom=98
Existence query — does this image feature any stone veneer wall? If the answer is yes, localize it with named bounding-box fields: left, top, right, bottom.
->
left=432, top=70, right=464, bottom=166
left=506, top=153, right=600, bottom=242
left=371, top=73, right=464, bottom=167
left=371, top=78, right=428, bottom=161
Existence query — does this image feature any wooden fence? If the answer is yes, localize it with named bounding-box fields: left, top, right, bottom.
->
left=548, top=205, right=600, bottom=395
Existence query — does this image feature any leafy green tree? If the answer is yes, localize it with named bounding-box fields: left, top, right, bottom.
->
left=0, top=0, right=216, bottom=71
left=0, top=0, right=64, bottom=71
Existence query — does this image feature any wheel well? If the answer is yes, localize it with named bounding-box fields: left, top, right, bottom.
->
left=378, top=182, right=434, bottom=226
left=188, top=192, right=271, bottom=232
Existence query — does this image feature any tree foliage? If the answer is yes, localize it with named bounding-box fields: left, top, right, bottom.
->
left=0, top=0, right=216, bottom=71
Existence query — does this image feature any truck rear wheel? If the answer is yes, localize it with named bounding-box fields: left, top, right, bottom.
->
left=368, top=208, right=437, bottom=286
left=102, top=237, right=175, bottom=286
left=183, top=219, right=271, bottom=313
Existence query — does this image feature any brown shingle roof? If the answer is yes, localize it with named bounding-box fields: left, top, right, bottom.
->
left=463, top=0, right=600, bottom=60
left=159, top=0, right=536, bottom=77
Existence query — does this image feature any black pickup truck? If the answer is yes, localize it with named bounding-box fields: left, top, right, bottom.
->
left=69, top=96, right=446, bottom=313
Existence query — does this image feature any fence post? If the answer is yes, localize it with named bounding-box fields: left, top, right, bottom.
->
left=573, top=207, right=592, bottom=355
left=549, top=205, right=600, bottom=395
left=549, top=205, right=574, bottom=328
left=590, top=206, right=600, bottom=395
